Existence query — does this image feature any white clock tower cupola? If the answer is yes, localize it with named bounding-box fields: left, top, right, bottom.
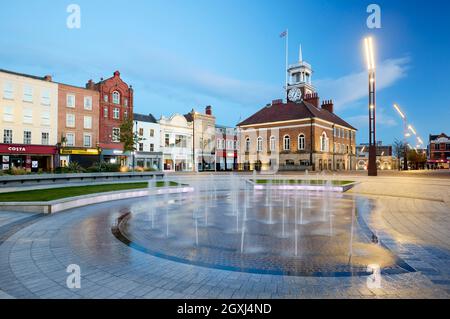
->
left=286, top=45, right=316, bottom=102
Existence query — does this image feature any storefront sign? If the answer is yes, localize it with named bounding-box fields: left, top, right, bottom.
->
left=2, top=156, right=9, bottom=163
left=2, top=163, right=9, bottom=170
left=60, top=148, right=100, bottom=155
left=0, top=144, right=57, bottom=155
left=32, top=161, right=38, bottom=168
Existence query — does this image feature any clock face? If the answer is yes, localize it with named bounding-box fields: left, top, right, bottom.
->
left=288, top=88, right=302, bottom=102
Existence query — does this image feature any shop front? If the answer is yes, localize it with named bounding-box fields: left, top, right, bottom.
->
left=59, top=147, right=101, bottom=168
left=134, top=151, right=163, bottom=171
left=100, top=149, right=129, bottom=166
left=0, top=144, right=57, bottom=172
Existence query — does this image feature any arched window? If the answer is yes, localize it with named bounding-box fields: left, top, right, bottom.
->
left=245, top=137, right=250, bottom=152
left=283, top=135, right=290, bottom=151
left=320, top=132, right=328, bottom=152
left=112, top=91, right=120, bottom=104
left=257, top=137, right=263, bottom=152
left=269, top=136, right=276, bottom=152
left=298, top=134, right=305, bottom=150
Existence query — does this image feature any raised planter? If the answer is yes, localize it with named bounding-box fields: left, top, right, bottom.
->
left=0, top=172, right=164, bottom=187
left=0, top=186, right=193, bottom=214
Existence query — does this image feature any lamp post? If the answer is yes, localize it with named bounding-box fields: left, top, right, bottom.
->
left=364, top=37, right=377, bottom=176
left=393, top=104, right=408, bottom=170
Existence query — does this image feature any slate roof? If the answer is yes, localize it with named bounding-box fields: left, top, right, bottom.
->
left=237, top=100, right=356, bottom=130
left=133, top=113, right=158, bottom=123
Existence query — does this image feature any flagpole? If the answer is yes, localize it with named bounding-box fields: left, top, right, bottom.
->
left=285, top=29, right=289, bottom=101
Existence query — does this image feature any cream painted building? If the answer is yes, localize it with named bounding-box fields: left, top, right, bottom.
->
left=159, top=113, right=193, bottom=172
left=0, top=69, right=58, bottom=172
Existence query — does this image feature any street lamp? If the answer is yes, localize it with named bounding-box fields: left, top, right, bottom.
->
left=364, top=36, right=377, bottom=176
left=393, top=103, right=408, bottom=170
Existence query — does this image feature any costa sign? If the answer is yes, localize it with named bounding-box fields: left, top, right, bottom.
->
left=0, top=144, right=57, bottom=155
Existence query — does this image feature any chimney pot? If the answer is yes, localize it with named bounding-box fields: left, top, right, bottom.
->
left=205, top=105, right=212, bottom=115
left=272, top=99, right=283, bottom=105
left=44, top=75, right=52, bottom=82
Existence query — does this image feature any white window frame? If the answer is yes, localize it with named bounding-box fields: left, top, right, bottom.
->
left=245, top=138, right=250, bottom=152
left=23, top=130, right=32, bottom=144
left=65, top=133, right=75, bottom=147
left=23, top=86, right=33, bottom=102
left=3, top=82, right=14, bottom=100
left=112, top=91, right=120, bottom=104
left=298, top=134, right=305, bottom=150
left=41, top=89, right=51, bottom=106
left=83, top=133, right=92, bottom=147
left=269, top=136, right=276, bottom=152
left=23, top=108, right=33, bottom=124
left=257, top=136, right=263, bottom=152
left=84, top=96, right=92, bottom=110
left=113, top=108, right=120, bottom=119
left=3, top=129, right=13, bottom=144
left=112, top=128, right=120, bottom=142
left=83, top=116, right=92, bottom=129
left=283, top=135, right=290, bottom=151
left=41, top=132, right=49, bottom=145
left=66, top=94, right=75, bottom=108
left=3, top=106, right=13, bottom=122
left=41, top=111, right=50, bottom=126
left=66, top=113, right=75, bottom=128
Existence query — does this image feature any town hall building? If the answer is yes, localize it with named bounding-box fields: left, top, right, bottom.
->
left=237, top=48, right=357, bottom=172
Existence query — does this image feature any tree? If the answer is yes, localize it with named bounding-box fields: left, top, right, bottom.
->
left=393, top=138, right=406, bottom=171
left=407, top=149, right=426, bottom=170
left=119, top=118, right=143, bottom=153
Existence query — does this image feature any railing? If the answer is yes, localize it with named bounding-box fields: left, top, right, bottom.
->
left=278, top=165, right=312, bottom=171
left=0, top=171, right=164, bottom=187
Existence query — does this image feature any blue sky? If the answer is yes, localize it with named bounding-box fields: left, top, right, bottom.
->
left=1, top=0, right=449, bottom=145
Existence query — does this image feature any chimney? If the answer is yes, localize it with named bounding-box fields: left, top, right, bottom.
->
left=304, top=93, right=319, bottom=108
left=113, top=70, right=120, bottom=77
left=205, top=105, right=212, bottom=115
left=321, top=99, right=334, bottom=113
left=85, top=79, right=95, bottom=90
left=43, top=75, right=52, bottom=82
left=272, top=99, right=283, bottom=105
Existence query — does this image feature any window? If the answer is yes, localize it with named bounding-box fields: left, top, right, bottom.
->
left=41, top=132, right=49, bottom=145
left=23, top=86, right=33, bottom=102
left=39, top=111, right=49, bottom=126
left=84, top=116, right=92, bottom=129
left=139, top=143, right=144, bottom=152
left=83, top=134, right=91, bottom=147
left=245, top=138, right=250, bottom=152
left=104, top=94, right=108, bottom=102
left=139, top=128, right=144, bottom=136
left=3, top=82, right=13, bottom=99
left=66, top=133, right=75, bottom=146
left=217, top=139, right=221, bottom=149
left=175, top=135, right=187, bottom=148
left=66, top=114, right=75, bottom=127
left=283, top=135, right=290, bottom=151
left=124, top=98, right=128, bottom=107
left=124, top=110, right=128, bottom=119
left=113, top=108, right=120, bottom=119
left=112, top=91, right=120, bottom=104
left=3, top=129, right=12, bottom=143
left=150, top=143, right=154, bottom=152
left=165, top=134, right=170, bottom=147
left=270, top=136, right=276, bottom=152
left=23, top=108, right=33, bottom=124
left=23, top=130, right=32, bottom=144
left=66, top=94, right=75, bottom=108
left=84, top=96, right=92, bottom=110
left=346, top=145, right=349, bottom=153
left=41, top=89, right=51, bottom=105
left=257, top=137, right=263, bottom=152
left=103, top=107, right=108, bottom=118
left=320, top=132, right=328, bottom=152
left=298, top=134, right=305, bottom=150
left=112, top=128, right=120, bottom=142
left=150, top=129, right=154, bottom=137
left=3, top=106, right=13, bottom=122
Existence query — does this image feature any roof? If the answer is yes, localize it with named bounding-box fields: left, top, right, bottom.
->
left=0, top=68, right=50, bottom=82
left=133, top=113, right=157, bottom=123
left=237, top=100, right=356, bottom=130
left=184, top=113, right=193, bottom=122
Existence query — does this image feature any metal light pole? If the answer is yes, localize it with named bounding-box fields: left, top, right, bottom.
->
left=393, top=104, right=408, bottom=170
left=364, top=37, right=377, bottom=176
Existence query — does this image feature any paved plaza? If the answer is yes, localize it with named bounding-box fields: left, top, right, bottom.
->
left=0, top=172, right=449, bottom=299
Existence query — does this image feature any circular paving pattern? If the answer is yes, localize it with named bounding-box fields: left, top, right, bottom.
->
left=113, top=187, right=414, bottom=277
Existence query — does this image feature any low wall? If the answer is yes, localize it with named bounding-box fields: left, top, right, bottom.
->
left=0, top=172, right=164, bottom=187
left=0, top=186, right=193, bottom=214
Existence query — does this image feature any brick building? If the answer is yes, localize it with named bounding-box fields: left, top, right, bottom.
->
left=237, top=49, right=356, bottom=172
left=90, top=71, right=133, bottom=165
left=57, top=83, right=100, bottom=168
left=427, top=133, right=450, bottom=169
left=215, top=125, right=239, bottom=171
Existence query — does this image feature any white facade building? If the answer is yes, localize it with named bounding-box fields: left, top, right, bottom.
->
left=159, top=113, right=193, bottom=172
left=132, top=113, right=162, bottom=170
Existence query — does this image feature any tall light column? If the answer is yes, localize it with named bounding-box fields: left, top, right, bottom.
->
left=393, top=104, right=408, bottom=170
left=364, top=37, right=377, bottom=176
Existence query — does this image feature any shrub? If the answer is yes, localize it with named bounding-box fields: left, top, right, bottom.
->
left=6, top=167, right=29, bottom=175
left=87, top=161, right=121, bottom=172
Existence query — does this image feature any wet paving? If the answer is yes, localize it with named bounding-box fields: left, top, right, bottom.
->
left=114, top=183, right=414, bottom=277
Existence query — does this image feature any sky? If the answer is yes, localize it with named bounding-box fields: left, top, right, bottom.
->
left=0, top=0, right=449, bottom=145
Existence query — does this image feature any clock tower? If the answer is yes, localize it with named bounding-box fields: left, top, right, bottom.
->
left=286, top=45, right=315, bottom=103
